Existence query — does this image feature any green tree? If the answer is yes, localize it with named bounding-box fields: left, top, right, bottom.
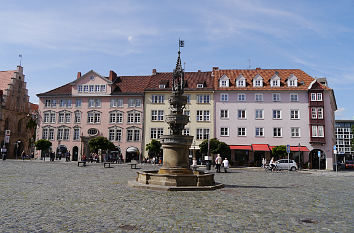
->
left=26, top=117, right=37, bottom=144
left=88, top=136, right=115, bottom=153
left=199, top=138, right=231, bottom=160
left=34, top=139, right=52, bottom=155
left=145, top=139, right=162, bottom=158
left=271, top=145, right=287, bottom=160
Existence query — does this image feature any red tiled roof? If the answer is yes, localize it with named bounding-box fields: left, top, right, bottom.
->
left=213, top=68, right=330, bottom=91
left=145, top=72, right=213, bottom=91
left=38, top=83, right=72, bottom=96
left=230, top=145, right=252, bottom=150
left=29, top=103, right=39, bottom=112
left=252, top=144, right=270, bottom=151
left=0, top=70, right=15, bottom=92
left=112, top=76, right=152, bottom=95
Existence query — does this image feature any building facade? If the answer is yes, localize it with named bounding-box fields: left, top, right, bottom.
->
left=335, top=120, right=354, bottom=161
left=0, top=66, right=32, bottom=158
left=36, top=70, right=151, bottom=161
left=142, top=70, right=214, bottom=160
left=213, top=68, right=337, bottom=169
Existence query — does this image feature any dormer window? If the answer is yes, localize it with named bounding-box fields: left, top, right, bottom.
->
left=270, top=74, right=280, bottom=87
left=236, top=75, right=246, bottom=87
left=287, top=74, right=298, bottom=87
left=219, top=75, right=230, bottom=87
left=90, top=75, right=95, bottom=80
left=159, top=84, right=166, bottom=89
left=253, top=75, right=263, bottom=87
left=197, top=83, right=204, bottom=88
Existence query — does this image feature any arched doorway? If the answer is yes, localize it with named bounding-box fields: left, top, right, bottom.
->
left=309, top=149, right=326, bottom=169
left=126, top=147, right=139, bottom=163
left=72, top=146, right=79, bottom=161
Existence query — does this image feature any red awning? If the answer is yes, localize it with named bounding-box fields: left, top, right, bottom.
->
left=290, top=146, right=310, bottom=152
left=252, top=144, right=270, bottom=151
left=230, top=145, right=252, bottom=150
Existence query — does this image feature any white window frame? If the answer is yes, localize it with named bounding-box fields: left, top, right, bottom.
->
left=238, top=109, right=246, bottom=119
left=255, top=109, right=264, bottom=120
left=272, top=110, right=282, bottom=119
left=238, top=93, right=246, bottom=101
left=220, top=93, right=229, bottom=102
left=220, top=109, right=229, bottom=119
left=273, top=127, right=282, bottom=137
left=290, top=110, right=300, bottom=120
left=255, top=94, right=263, bottom=102
left=220, top=127, right=229, bottom=136
left=237, top=127, right=246, bottom=136
left=291, top=127, right=300, bottom=137
left=272, top=93, right=280, bottom=102
left=290, top=93, right=298, bottom=102
left=255, top=127, right=264, bottom=137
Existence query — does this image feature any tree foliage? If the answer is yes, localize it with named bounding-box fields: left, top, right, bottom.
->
left=34, top=139, right=52, bottom=152
left=145, top=139, right=162, bottom=158
left=199, top=138, right=231, bottom=160
left=88, top=136, right=115, bottom=153
left=271, top=145, right=287, bottom=160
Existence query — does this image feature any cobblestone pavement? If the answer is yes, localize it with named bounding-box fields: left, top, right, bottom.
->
left=0, top=160, right=353, bottom=232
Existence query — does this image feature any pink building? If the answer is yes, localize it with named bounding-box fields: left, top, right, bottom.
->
left=213, top=68, right=337, bottom=169
left=36, top=70, right=151, bottom=162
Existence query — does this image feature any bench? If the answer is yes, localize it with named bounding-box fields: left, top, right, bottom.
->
left=78, top=161, right=86, bottom=167
left=130, top=163, right=138, bottom=169
left=104, top=162, right=112, bottom=168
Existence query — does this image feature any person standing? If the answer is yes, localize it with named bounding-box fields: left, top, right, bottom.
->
left=269, top=157, right=276, bottom=171
left=21, top=151, right=26, bottom=160
left=222, top=158, right=229, bottom=173
left=215, top=154, right=222, bottom=173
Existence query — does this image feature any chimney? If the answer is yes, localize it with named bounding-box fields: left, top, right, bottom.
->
left=256, top=67, right=261, bottom=71
left=212, top=67, right=219, bottom=71
left=152, top=69, right=157, bottom=75
left=109, top=70, right=117, bottom=81
left=77, top=72, right=81, bottom=79
left=198, top=70, right=201, bottom=72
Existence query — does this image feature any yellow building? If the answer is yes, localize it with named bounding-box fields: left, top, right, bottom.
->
left=143, top=70, right=214, bottom=161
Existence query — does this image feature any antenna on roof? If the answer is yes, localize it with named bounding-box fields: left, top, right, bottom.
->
left=248, top=59, right=251, bottom=69
left=19, top=54, right=22, bottom=66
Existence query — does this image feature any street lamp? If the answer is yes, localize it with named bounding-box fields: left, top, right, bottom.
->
left=298, top=143, right=301, bottom=170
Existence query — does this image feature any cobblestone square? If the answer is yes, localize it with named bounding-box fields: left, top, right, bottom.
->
left=0, top=160, right=353, bottom=232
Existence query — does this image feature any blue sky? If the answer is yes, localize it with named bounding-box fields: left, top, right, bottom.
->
left=1, top=0, right=353, bottom=119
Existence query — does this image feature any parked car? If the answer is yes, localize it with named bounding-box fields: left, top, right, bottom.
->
left=275, top=159, right=298, bottom=171
left=345, top=160, right=354, bottom=169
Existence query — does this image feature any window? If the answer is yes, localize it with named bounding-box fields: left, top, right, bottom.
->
left=65, top=112, right=71, bottom=123
left=237, top=78, right=246, bottom=87
left=311, top=107, right=323, bottom=119
left=220, top=93, right=229, bottom=102
left=51, top=100, right=57, bottom=107
left=109, top=128, right=122, bottom=141
left=128, top=99, right=135, bottom=107
left=49, top=128, right=54, bottom=140
left=196, top=129, right=209, bottom=140
left=159, top=84, right=165, bottom=88
left=311, top=92, right=323, bottom=101
left=75, top=99, right=82, bottom=107
left=150, top=128, right=164, bottom=139
left=109, top=112, right=116, bottom=123
left=63, top=128, right=70, bottom=140
left=238, top=127, right=246, bottom=136
left=312, top=125, right=324, bottom=137
left=152, top=95, right=164, bottom=103
left=288, top=79, right=297, bottom=87
left=59, top=112, right=65, bottom=123
left=272, top=93, right=280, bottom=102
left=220, top=127, right=229, bottom=136
left=73, top=128, right=80, bottom=140
left=196, top=110, right=210, bottom=121
left=83, top=85, right=88, bottom=92
left=291, top=127, right=300, bottom=137
left=78, top=85, right=83, bottom=93
left=101, top=85, right=106, bottom=92
left=57, top=128, right=64, bottom=140
left=255, top=94, right=263, bottom=102
left=290, top=94, right=298, bottom=102
left=220, top=109, right=229, bottom=119
left=50, top=113, right=56, bottom=123
left=127, top=128, right=140, bottom=141
left=255, top=109, right=264, bottom=119
left=74, top=111, right=81, bottom=123
left=95, top=99, right=101, bottom=107
left=255, top=127, right=264, bottom=137
left=59, top=99, right=66, bottom=107
left=44, top=113, right=50, bottom=123
left=42, top=128, right=48, bottom=139
left=67, top=99, right=72, bottom=107
left=272, top=110, right=281, bottom=119
left=135, top=99, right=141, bottom=107
left=273, top=128, right=282, bottom=137
left=220, top=80, right=228, bottom=87
left=89, top=85, right=94, bottom=92
left=45, top=100, right=51, bottom=108
left=183, top=110, right=190, bottom=121
left=151, top=110, right=164, bottom=121
left=186, top=95, right=191, bottom=103
left=197, top=83, right=204, bottom=88
left=271, top=79, right=280, bottom=87
left=290, top=110, right=300, bottom=119
left=127, top=111, right=141, bottom=124
left=238, top=110, right=246, bottom=119
left=88, top=128, right=98, bottom=136
left=95, top=85, right=100, bottom=92
left=197, top=95, right=210, bottom=104
left=183, top=128, right=190, bottom=136
left=87, top=111, right=101, bottom=123
left=88, top=99, right=101, bottom=108
left=128, top=112, right=134, bottom=123
left=238, top=93, right=246, bottom=101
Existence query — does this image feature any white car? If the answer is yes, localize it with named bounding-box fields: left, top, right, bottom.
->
left=275, top=159, right=298, bottom=171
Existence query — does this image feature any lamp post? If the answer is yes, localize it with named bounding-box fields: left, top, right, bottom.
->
left=298, top=143, right=301, bottom=170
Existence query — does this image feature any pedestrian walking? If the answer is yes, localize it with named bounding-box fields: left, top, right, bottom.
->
left=262, top=157, right=266, bottom=168
left=222, top=158, right=229, bottom=173
left=215, top=154, right=222, bottom=173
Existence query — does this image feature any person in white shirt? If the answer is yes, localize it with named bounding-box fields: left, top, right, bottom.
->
left=269, top=157, right=275, bottom=171
left=215, top=154, right=222, bottom=173
left=222, top=158, right=229, bottom=173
